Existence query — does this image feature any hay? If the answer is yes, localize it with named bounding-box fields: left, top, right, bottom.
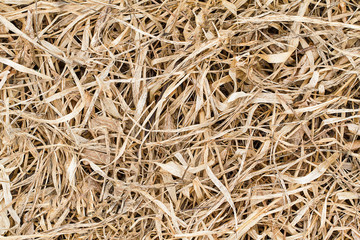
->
left=0, top=0, right=360, bottom=239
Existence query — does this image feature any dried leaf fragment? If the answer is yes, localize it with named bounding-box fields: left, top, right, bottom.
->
left=222, top=0, right=237, bottom=16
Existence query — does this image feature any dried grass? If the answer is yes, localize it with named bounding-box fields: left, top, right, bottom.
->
left=1, top=0, right=360, bottom=239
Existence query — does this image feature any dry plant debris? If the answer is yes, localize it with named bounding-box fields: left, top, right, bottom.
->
left=1, top=0, right=360, bottom=239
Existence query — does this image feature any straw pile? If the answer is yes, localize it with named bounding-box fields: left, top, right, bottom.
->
left=1, top=0, right=360, bottom=239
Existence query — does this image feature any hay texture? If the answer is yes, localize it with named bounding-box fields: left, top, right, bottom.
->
left=1, top=0, right=360, bottom=239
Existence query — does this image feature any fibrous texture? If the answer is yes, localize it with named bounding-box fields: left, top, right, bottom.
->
left=1, top=0, right=360, bottom=239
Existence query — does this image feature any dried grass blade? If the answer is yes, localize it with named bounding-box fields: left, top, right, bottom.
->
left=281, top=153, right=339, bottom=184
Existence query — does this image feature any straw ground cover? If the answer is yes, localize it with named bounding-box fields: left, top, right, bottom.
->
left=1, top=0, right=360, bottom=239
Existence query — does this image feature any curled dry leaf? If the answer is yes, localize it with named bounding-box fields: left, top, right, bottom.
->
left=228, top=91, right=293, bottom=104
left=347, top=124, right=360, bottom=135
left=102, top=97, right=121, bottom=118
left=222, top=0, right=237, bottom=16
left=66, top=156, right=77, bottom=188
left=0, top=201, right=10, bottom=235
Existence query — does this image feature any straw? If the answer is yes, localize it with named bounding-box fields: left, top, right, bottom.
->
left=0, top=0, right=360, bottom=239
